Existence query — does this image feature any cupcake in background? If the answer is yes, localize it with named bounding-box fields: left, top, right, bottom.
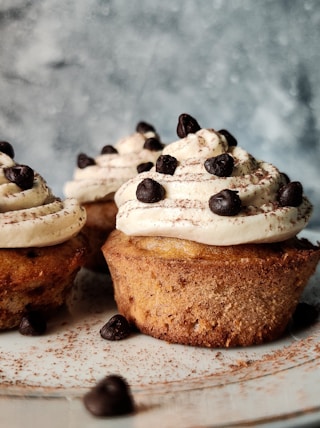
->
left=64, top=121, right=164, bottom=271
left=0, top=141, right=87, bottom=330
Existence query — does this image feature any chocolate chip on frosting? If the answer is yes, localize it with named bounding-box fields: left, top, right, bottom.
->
left=280, top=172, right=290, bottom=184
left=101, top=145, right=118, bottom=154
left=77, top=153, right=96, bottom=168
left=177, top=113, right=201, bottom=138
left=100, top=314, right=131, bottom=341
left=204, top=153, right=234, bottom=177
left=0, top=141, right=15, bottom=158
left=218, top=129, right=237, bottom=147
left=83, top=375, right=134, bottom=417
left=156, top=154, right=178, bottom=175
left=209, top=189, right=242, bottom=216
left=143, top=137, right=164, bottom=152
left=137, top=161, right=154, bottom=173
left=278, top=181, right=303, bottom=207
left=136, top=178, right=165, bottom=203
left=136, top=121, right=156, bottom=134
left=4, top=165, right=34, bottom=190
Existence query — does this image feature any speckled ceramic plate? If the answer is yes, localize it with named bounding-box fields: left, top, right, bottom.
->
left=0, top=230, right=320, bottom=428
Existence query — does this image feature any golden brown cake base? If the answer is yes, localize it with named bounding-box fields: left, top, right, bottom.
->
left=82, top=200, right=117, bottom=271
left=103, top=230, right=320, bottom=348
left=0, top=234, right=87, bottom=330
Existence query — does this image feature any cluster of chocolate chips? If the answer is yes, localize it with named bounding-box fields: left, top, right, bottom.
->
left=77, top=121, right=163, bottom=170
left=83, top=375, right=134, bottom=417
left=1, top=141, right=34, bottom=191
left=135, top=113, right=305, bottom=216
left=136, top=114, right=242, bottom=214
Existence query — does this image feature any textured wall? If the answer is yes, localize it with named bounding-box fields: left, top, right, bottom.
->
left=0, top=0, right=319, bottom=227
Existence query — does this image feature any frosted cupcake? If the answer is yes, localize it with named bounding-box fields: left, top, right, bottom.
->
left=103, top=114, right=320, bottom=347
left=64, top=121, right=163, bottom=271
left=0, top=141, right=87, bottom=330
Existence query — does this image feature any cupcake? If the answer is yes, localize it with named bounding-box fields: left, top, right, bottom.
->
left=0, top=141, right=87, bottom=330
left=64, top=121, right=163, bottom=271
left=102, top=114, right=320, bottom=348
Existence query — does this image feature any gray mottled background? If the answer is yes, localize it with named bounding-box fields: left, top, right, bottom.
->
left=0, top=0, right=319, bottom=228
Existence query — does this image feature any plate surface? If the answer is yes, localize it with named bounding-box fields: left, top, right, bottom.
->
left=0, top=230, right=320, bottom=428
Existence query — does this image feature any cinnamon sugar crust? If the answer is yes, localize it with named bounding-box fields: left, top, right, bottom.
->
left=103, top=230, right=320, bottom=347
left=0, top=233, right=88, bottom=330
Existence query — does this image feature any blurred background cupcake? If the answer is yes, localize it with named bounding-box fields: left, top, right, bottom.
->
left=64, top=121, right=163, bottom=271
left=0, top=0, right=319, bottom=229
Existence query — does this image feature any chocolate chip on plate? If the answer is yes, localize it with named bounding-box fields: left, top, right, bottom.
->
left=204, top=153, right=234, bottom=177
left=136, top=121, right=156, bottom=134
left=137, top=161, right=154, bottom=173
left=292, top=302, right=319, bottom=330
left=4, top=165, right=34, bottom=190
left=83, top=375, right=134, bottom=417
left=209, top=189, right=242, bottom=216
left=143, top=137, right=164, bottom=152
left=101, top=145, right=118, bottom=154
left=218, top=129, right=237, bottom=147
left=177, top=113, right=201, bottom=138
left=156, top=154, right=178, bottom=175
left=100, top=314, right=131, bottom=341
left=77, top=153, right=96, bottom=168
left=278, top=181, right=303, bottom=207
left=19, top=311, right=47, bottom=336
left=136, top=178, right=165, bottom=203
left=0, top=141, right=15, bottom=158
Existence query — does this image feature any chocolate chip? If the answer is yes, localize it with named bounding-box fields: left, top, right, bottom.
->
left=137, top=162, right=154, bottom=173
left=136, top=121, right=156, bottom=134
left=204, top=153, right=234, bottom=177
left=292, top=302, right=318, bottom=329
left=136, top=178, right=165, bottom=203
left=26, top=249, right=39, bottom=258
left=143, top=137, right=164, bottom=152
left=218, top=129, right=237, bottom=147
left=156, top=154, right=178, bottom=175
left=177, top=113, right=201, bottom=138
left=19, top=311, right=47, bottom=336
left=0, top=141, right=15, bottom=158
left=280, top=172, right=290, bottom=184
left=278, top=181, right=303, bottom=207
left=77, top=153, right=96, bottom=168
left=83, top=375, right=134, bottom=417
left=209, top=189, right=242, bottom=216
left=101, top=145, right=118, bottom=154
left=4, top=165, right=34, bottom=190
left=100, top=314, right=131, bottom=341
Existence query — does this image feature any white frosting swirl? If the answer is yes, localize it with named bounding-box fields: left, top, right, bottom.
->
left=64, top=130, right=162, bottom=203
left=115, top=128, right=313, bottom=245
left=0, top=152, right=86, bottom=248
